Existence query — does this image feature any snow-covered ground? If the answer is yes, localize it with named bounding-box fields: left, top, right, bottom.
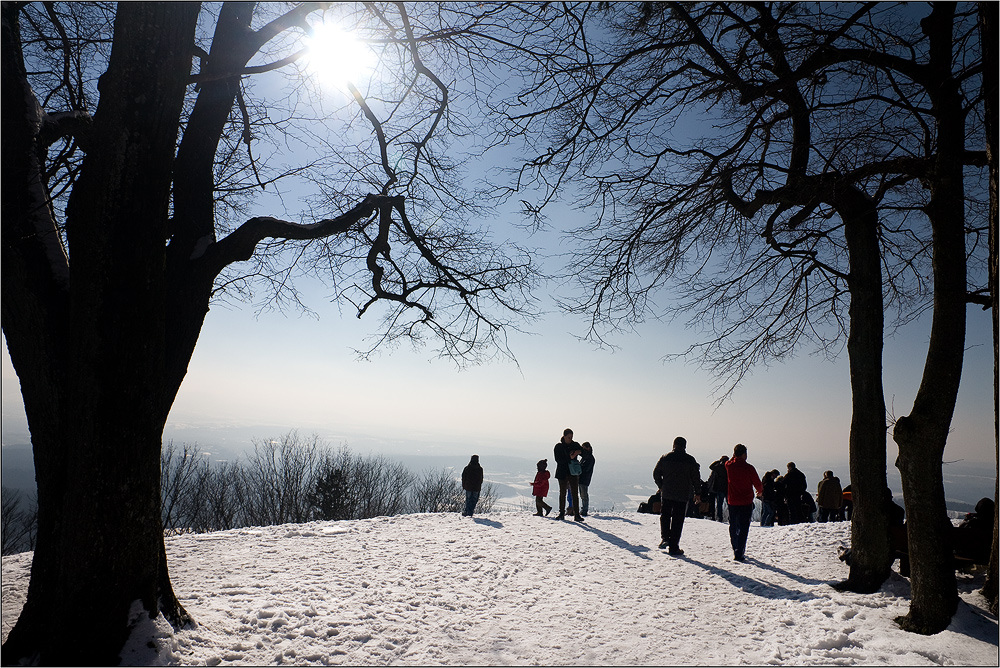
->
left=2, top=512, right=997, bottom=665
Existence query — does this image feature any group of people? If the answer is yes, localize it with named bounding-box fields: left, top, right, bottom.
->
left=531, top=428, right=596, bottom=521
left=654, top=437, right=762, bottom=560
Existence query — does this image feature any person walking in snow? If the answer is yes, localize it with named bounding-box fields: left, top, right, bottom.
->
left=652, top=436, right=702, bottom=555
left=578, top=441, right=596, bottom=517
left=531, top=459, right=553, bottom=516
left=461, top=455, right=484, bottom=517
left=553, top=428, right=580, bottom=520
left=725, top=443, right=763, bottom=562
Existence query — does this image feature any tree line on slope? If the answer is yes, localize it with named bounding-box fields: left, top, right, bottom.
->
left=1, top=431, right=496, bottom=555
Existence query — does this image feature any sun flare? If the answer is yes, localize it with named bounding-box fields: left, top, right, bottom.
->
left=304, top=21, right=375, bottom=90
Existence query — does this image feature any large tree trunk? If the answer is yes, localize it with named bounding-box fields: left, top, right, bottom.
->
left=1, top=4, right=200, bottom=664
left=836, top=186, right=892, bottom=593
left=891, top=1, right=964, bottom=635
left=978, top=0, right=999, bottom=616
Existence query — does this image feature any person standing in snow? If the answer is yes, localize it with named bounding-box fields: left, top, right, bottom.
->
left=783, top=462, right=808, bottom=524
left=578, top=441, right=596, bottom=517
left=652, top=436, right=702, bottom=555
left=816, top=470, right=843, bottom=522
left=565, top=446, right=585, bottom=522
left=461, top=455, right=484, bottom=517
left=553, top=428, right=580, bottom=520
left=707, top=455, right=730, bottom=522
left=760, top=469, right=778, bottom=527
left=531, top=459, right=552, bottom=516
left=725, top=443, right=763, bottom=562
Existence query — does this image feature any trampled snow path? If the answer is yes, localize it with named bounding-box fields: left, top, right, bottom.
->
left=2, top=512, right=997, bottom=665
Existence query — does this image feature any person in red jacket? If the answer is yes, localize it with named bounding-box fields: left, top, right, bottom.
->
left=725, top=443, right=763, bottom=562
left=531, top=459, right=553, bottom=516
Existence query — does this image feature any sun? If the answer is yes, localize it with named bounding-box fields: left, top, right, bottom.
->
left=304, top=21, right=375, bottom=90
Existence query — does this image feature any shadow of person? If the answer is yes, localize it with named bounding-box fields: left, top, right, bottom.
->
left=679, top=556, right=819, bottom=601
left=573, top=522, right=653, bottom=560
left=472, top=517, right=503, bottom=529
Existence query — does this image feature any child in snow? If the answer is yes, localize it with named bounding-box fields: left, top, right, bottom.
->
left=566, top=447, right=584, bottom=521
left=531, top=459, right=552, bottom=516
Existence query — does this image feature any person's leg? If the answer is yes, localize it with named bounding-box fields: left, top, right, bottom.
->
left=535, top=496, right=544, bottom=515
left=730, top=504, right=752, bottom=559
left=716, top=493, right=728, bottom=522
left=569, top=476, right=582, bottom=520
left=659, top=502, right=670, bottom=547
left=463, top=490, right=473, bottom=516
left=557, top=476, right=568, bottom=518
left=664, top=499, right=686, bottom=553
left=579, top=484, right=589, bottom=516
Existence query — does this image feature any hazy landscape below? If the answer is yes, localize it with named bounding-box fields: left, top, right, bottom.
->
left=2, top=430, right=994, bottom=516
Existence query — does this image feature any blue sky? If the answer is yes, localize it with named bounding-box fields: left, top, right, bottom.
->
left=2, top=4, right=994, bottom=475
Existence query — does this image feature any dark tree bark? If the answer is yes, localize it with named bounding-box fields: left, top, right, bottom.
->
left=2, top=4, right=200, bottom=664
left=2, top=2, right=535, bottom=664
left=978, top=0, right=999, bottom=616
left=891, top=2, right=966, bottom=635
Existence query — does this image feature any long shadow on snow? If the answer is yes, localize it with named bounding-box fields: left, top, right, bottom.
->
left=679, top=556, right=819, bottom=601
left=585, top=513, right=642, bottom=526
left=745, top=557, right=827, bottom=586
left=472, top=517, right=503, bottom=529
left=571, top=522, right=653, bottom=560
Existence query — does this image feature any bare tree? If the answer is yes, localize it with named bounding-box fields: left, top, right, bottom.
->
left=490, top=1, right=988, bottom=631
left=2, top=487, right=36, bottom=556
left=1, top=3, right=539, bottom=662
left=410, top=467, right=464, bottom=513
left=161, top=441, right=210, bottom=534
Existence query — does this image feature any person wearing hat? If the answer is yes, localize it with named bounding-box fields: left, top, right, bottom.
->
left=461, top=455, right=484, bottom=517
left=652, top=436, right=702, bottom=555
left=531, top=459, right=553, bottom=516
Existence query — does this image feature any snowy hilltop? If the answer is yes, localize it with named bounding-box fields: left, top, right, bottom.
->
left=2, top=512, right=997, bottom=666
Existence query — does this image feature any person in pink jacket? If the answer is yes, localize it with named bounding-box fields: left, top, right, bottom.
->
left=531, top=459, right=552, bottom=516
left=725, top=443, right=763, bottom=562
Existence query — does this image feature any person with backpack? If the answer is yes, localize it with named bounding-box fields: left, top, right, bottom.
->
left=725, top=444, right=763, bottom=562
left=553, top=428, right=579, bottom=520
left=531, top=459, right=552, bottom=516
left=461, top=455, right=484, bottom=517
left=652, top=436, right=702, bottom=555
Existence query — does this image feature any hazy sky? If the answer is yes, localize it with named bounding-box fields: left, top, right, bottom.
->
left=3, top=278, right=993, bottom=470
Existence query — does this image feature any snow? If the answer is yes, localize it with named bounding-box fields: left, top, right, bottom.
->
left=2, top=512, right=997, bottom=666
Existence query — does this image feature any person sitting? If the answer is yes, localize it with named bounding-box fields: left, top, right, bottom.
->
left=954, top=497, right=995, bottom=566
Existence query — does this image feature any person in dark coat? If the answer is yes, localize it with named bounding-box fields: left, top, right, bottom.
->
left=816, top=471, right=843, bottom=522
left=707, top=455, right=730, bottom=522
left=760, top=470, right=778, bottom=527
left=954, top=497, right=995, bottom=564
left=783, top=462, right=808, bottom=524
left=461, top=455, right=484, bottom=517
left=725, top=443, right=763, bottom=562
left=553, top=428, right=579, bottom=520
left=578, top=442, right=596, bottom=517
left=652, top=436, right=702, bottom=555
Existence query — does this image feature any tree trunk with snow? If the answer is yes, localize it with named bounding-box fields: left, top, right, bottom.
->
left=891, top=2, right=967, bottom=635
left=1, top=4, right=199, bottom=663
